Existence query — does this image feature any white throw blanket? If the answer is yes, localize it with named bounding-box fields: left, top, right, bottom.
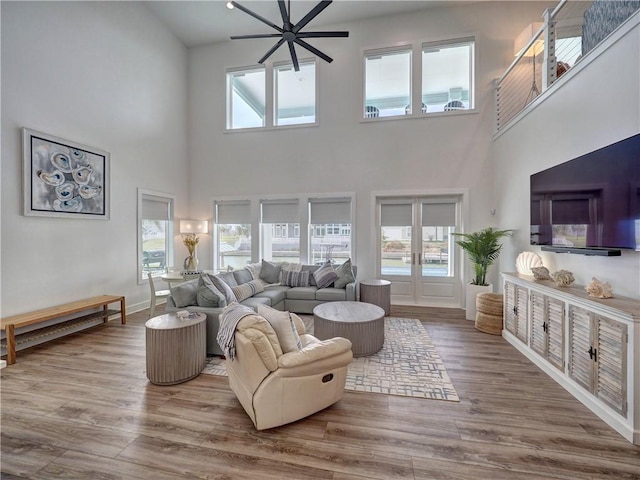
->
left=216, top=303, right=256, bottom=360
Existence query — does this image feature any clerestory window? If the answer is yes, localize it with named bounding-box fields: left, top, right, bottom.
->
left=227, top=60, right=317, bottom=131
left=363, top=37, right=475, bottom=119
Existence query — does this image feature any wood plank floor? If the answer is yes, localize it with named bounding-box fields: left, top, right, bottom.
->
left=2, top=305, right=639, bottom=479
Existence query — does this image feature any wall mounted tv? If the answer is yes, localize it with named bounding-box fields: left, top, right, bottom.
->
left=530, top=133, right=640, bottom=254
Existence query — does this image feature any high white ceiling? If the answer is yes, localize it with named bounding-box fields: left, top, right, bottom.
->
left=145, top=0, right=472, bottom=48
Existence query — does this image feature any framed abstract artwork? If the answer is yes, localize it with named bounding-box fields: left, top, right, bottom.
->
left=22, top=128, right=110, bottom=219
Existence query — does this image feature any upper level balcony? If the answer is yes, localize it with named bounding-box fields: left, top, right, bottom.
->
left=495, top=0, right=640, bottom=134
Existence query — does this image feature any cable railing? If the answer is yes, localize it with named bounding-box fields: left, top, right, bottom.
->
left=495, top=0, right=640, bottom=133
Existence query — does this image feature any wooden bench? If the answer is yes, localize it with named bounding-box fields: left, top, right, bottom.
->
left=0, top=295, right=126, bottom=365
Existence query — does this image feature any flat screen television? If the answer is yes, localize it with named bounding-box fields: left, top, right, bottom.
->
left=530, top=133, right=640, bottom=252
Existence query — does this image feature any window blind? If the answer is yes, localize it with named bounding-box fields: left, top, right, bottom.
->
left=141, top=195, right=171, bottom=221
left=217, top=200, right=251, bottom=224
left=261, top=199, right=299, bottom=223
left=421, top=202, right=456, bottom=226
left=309, top=198, right=351, bottom=224
left=380, top=203, right=412, bottom=226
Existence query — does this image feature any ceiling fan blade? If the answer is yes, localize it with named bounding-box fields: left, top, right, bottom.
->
left=258, top=38, right=286, bottom=64
left=231, top=33, right=283, bottom=39
left=294, top=38, right=332, bottom=63
left=287, top=41, right=300, bottom=71
left=292, top=0, right=332, bottom=33
left=296, top=31, right=349, bottom=38
left=231, top=1, right=283, bottom=33
left=277, top=0, right=290, bottom=28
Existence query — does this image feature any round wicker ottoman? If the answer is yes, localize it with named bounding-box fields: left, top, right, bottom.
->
left=475, top=293, right=504, bottom=335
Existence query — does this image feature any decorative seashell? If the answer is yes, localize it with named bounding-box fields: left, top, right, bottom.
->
left=54, top=182, right=76, bottom=200
left=585, top=277, right=614, bottom=298
left=72, top=165, right=93, bottom=184
left=531, top=266, right=552, bottom=280
left=516, top=251, right=543, bottom=275
left=551, top=269, right=575, bottom=287
left=53, top=196, right=83, bottom=212
left=70, top=148, right=87, bottom=162
left=37, top=169, right=65, bottom=186
left=50, top=152, right=73, bottom=173
left=78, top=184, right=101, bottom=199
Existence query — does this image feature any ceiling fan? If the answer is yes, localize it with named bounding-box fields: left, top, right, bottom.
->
left=229, top=0, right=349, bottom=72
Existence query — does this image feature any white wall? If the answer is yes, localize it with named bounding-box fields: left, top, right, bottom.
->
left=188, top=1, right=553, bottom=288
left=494, top=14, right=640, bottom=299
left=1, top=1, right=189, bottom=315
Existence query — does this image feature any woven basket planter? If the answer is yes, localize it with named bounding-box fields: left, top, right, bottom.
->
left=475, top=292, right=504, bottom=335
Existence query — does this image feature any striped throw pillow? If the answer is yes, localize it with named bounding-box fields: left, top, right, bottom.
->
left=281, top=269, right=310, bottom=287
left=231, top=279, right=265, bottom=302
left=313, top=261, right=338, bottom=289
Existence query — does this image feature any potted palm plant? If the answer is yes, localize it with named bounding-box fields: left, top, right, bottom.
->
left=453, top=227, right=513, bottom=320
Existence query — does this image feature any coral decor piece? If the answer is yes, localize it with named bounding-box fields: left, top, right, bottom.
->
left=586, top=277, right=614, bottom=298
left=531, top=266, right=552, bottom=280
left=516, top=251, right=544, bottom=276
left=551, top=269, right=575, bottom=287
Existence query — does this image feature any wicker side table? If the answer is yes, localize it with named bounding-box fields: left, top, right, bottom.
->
left=145, top=312, right=206, bottom=385
left=359, top=279, right=391, bottom=316
left=475, top=293, right=504, bottom=335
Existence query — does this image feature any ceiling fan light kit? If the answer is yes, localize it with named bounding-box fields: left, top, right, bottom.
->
left=229, top=0, right=349, bottom=71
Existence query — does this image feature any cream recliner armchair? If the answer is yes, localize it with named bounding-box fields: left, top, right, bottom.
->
left=226, top=312, right=353, bottom=430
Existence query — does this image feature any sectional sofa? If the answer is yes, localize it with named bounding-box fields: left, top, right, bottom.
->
left=165, top=260, right=358, bottom=355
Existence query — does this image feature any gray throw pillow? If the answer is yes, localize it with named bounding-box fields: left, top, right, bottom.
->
left=197, top=274, right=226, bottom=308
left=170, top=279, right=199, bottom=308
left=259, top=260, right=281, bottom=284
left=217, top=271, right=238, bottom=287
left=313, top=261, right=338, bottom=289
left=334, top=258, right=355, bottom=289
left=211, top=274, right=237, bottom=304
left=233, top=268, right=253, bottom=285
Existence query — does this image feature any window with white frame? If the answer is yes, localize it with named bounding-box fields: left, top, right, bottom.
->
left=138, top=190, right=174, bottom=281
left=364, top=48, right=412, bottom=118
left=309, top=197, right=352, bottom=265
left=363, top=37, right=475, bottom=118
left=274, top=62, right=316, bottom=126
left=227, top=60, right=316, bottom=130
left=422, top=38, right=474, bottom=113
left=261, top=199, right=300, bottom=263
left=227, top=67, right=266, bottom=130
left=215, top=200, right=252, bottom=271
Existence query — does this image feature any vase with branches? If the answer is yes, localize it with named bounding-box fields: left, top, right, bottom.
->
left=182, top=233, right=200, bottom=271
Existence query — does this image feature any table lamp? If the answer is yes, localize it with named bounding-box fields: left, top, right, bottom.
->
left=180, top=220, right=207, bottom=272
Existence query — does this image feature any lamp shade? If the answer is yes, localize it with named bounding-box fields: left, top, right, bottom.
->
left=514, top=22, right=544, bottom=57
left=180, top=220, right=208, bottom=234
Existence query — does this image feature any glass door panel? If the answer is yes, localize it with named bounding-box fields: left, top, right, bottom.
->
left=378, top=196, right=461, bottom=307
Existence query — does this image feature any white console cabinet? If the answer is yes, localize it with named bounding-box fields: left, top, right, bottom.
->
left=502, top=273, right=640, bottom=445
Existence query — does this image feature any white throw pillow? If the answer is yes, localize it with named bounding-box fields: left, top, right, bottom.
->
left=257, top=304, right=302, bottom=353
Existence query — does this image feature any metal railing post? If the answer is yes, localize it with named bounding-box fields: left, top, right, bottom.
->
left=542, top=8, right=557, bottom=91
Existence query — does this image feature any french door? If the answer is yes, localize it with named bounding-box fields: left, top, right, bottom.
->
left=377, top=196, right=462, bottom=306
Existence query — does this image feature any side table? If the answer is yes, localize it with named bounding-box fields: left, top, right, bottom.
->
left=359, top=279, right=391, bottom=316
left=145, top=312, right=206, bottom=385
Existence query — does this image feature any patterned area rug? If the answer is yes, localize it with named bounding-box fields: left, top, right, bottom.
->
left=202, top=317, right=459, bottom=402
